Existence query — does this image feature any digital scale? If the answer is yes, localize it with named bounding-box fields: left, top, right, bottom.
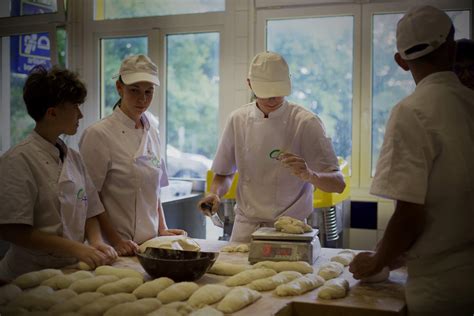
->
left=248, top=227, right=321, bottom=264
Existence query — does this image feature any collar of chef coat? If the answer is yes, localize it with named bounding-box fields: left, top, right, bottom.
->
left=416, top=71, right=461, bottom=90
left=251, top=100, right=289, bottom=119
left=30, top=130, right=68, bottom=163
left=112, top=106, right=151, bottom=130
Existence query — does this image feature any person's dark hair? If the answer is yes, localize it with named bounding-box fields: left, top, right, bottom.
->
left=455, top=38, right=474, bottom=64
left=23, top=65, right=87, bottom=122
left=113, top=76, right=125, bottom=110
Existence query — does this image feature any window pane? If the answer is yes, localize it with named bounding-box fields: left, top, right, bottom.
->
left=166, top=32, right=219, bottom=180
left=371, top=10, right=470, bottom=176
left=0, top=0, right=57, bottom=18
left=95, top=0, right=225, bottom=20
left=57, top=27, right=67, bottom=68
left=267, top=16, right=354, bottom=164
left=100, top=37, right=147, bottom=117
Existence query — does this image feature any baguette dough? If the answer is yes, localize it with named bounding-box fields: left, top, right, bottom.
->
left=13, top=269, right=63, bottom=289
left=7, top=288, right=76, bottom=311
left=49, top=292, right=105, bottom=314
left=247, top=271, right=302, bottom=291
left=157, top=282, right=199, bottom=304
left=274, top=216, right=312, bottom=234
left=330, top=250, right=355, bottom=266
left=216, top=286, right=261, bottom=313
left=95, top=266, right=143, bottom=280
left=0, top=284, right=22, bottom=305
left=225, top=268, right=277, bottom=287
left=139, top=236, right=201, bottom=253
left=207, top=261, right=252, bottom=276
left=274, top=273, right=325, bottom=296
left=147, top=301, right=194, bottom=316
left=188, top=284, right=230, bottom=308
left=42, top=271, right=94, bottom=289
left=253, top=261, right=313, bottom=274
left=77, top=293, right=136, bottom=316
left=68, top=275, right=119, bottom=293
left=220, top=244, right=249, bottom=253
left=133, top=277, right=174, bottom=298
left=190, top=306, right=224, bottom=316
left=96, top=277, right=143, bottom=295
left=318, top=278, right=349, bottom=299
left=103, top=298, right=161, bottom=316
left=318, top=261, right=344, bottom=280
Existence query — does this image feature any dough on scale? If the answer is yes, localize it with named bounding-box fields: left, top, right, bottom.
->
left=274, top=216, right=312, bottom=234
left=318, top=277, right=349, bottom=299
left=274, top=273, right=325, bottom=296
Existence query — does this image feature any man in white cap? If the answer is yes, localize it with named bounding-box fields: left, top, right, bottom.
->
left=349, top=6, right=474, bottom=315
left=198, top=51, right=345, bottom=242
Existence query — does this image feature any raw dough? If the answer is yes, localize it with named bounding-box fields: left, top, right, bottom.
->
left=7, top=288, right=76, bottom=311
left=41, top=270, right=94, bottom=289
left=207, top=261, right=252, bottom=276
left=274, top=216, right=312, bottom=234
left=361, top=266, right=390, bottom=283
left=274, top=273, right=325, bottom=296
left=318, top=277, right=349, bottom=299
left=13, top=269, right=63, bottom=289
left=0, top=284, right=22, bottom=305
left=224, top=268, right=277, bottom=287
left=77, top=261, right=93, bottom=270
left=216, top=286, right=261, bottom=313
left=0, top=305, right=28, bottom=315
left=49, top=292, right=105, bottom=314
left=147, top=301, right=194, bottom=316
left=133, top=277, right=175, bottom=298
left=96, top=277, right=143, bottom=295
left=139, top=236, right=201, bottom=253
left=157, top=282, right=199, bottom=304
left=247, top=271, right=302, bottom=291
left=330, top=250, right=356, bottom=266
left=77, top=293, right=136, bottom=316
left=103, top=298, right=161, bottom=316
left=68, top=275, right=119, bottom=293
left=188, top=284, right=230, bottom=308
left=220, top=244, right=249, bottom=253
left=95, top=266, right=143, bottom=280
left=318, top=261, right=344, bottom=280
left=253, top=261, right=313, bottom=274
left=190, top=306, right=223, bottom=316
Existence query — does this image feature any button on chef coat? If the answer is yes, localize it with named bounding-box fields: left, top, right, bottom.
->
left=79, top=107, right=169, bottom=244
left=0, top=131, right=103, bottom=280
left=370, top=72, right=474, bottom=312
left=212, top=101, right=339, bottom=226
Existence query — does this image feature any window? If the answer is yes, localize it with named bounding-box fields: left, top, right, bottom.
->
left=371, top=10, right=471, bottom=175
left=267, top=16, right=354, bottom=164
left=100, top=37, right=147, bottom=117
left=165, top=32, right=219, bottom=179
left=0, top=0, right=58, bottom=18
left=94, top=0, right=225, bottom=20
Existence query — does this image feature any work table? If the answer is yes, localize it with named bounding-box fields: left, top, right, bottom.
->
left=109, top=239, right=407, bottom=315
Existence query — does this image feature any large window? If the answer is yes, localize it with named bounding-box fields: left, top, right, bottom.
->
left=371, top=10, right=471, bottom=175
left=267, top=16, right=354, bottom=164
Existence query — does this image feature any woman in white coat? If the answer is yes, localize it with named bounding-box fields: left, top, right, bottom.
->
left=0, top=66, right=117, bottom=281
left=198, top=52, right=345, bottom=242
left=80, top=55, right=186, bottom=256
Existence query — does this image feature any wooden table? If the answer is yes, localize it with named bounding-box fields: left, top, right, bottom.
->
left=110, top=239, right=407, bottom=315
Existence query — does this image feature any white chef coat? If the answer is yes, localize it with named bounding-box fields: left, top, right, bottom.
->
left=213, top=101, right=339, bottom=242
left=370, top=72, right=474, bottom=313
left=0, top=131, right=104, bottom=280
left=79, top=107, right=169, bottom=244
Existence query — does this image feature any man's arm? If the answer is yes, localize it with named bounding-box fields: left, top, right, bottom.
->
left=197, top=174, right=235, bottom=215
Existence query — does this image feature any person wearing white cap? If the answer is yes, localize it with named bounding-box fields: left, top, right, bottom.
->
left=197, top=51, right=346, bottom=242
left=349, top=5, right=474, bottom=315
left=0, top=66, right=117, bottom=281
left=80, top=55, right=186, bottom=256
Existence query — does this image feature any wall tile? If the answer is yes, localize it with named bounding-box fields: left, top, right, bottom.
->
left=349, top=228, right=377, bottom=250
left=377, top=201, right=395, bottom=230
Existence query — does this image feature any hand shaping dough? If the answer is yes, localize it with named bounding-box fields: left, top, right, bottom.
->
left=274, top=216, right=312, bottom=234
left=216, top=286, right=261, bottom=313
left=103, top=298, right=162, bottom=316
left=78, top=261, right=93, bottom=270
left=132, top=277, right=174, bottom=298
left=274, top=273, right=325, bottom=296
left=330, top=250, right=355, bottom=266
left=207, top=261, right=252, bottom=276
left=68, top=275, right=119, bottom=293
left=7, top=288, right=76, bottom=311
left=0, top=284, right=22, bottom=305
left=318, top=261, right=344, bottom=280
left=188, top=284, right=230, bottom=308
left=318, top=277, right=349, bottom=299
left=253, top=261, right=313, bottom=274
left=96, top=277, right=143, bottom=295
left=157, top=282, right=199, bottom=304
left=147, top=301, right=195, bottom=316
left=361, top=266, right=390, bottom=283
left=49, top=292, right=105, bottom=314
left=13, top=269, right=63, bottom=289
left=220, top=244, right=249, bottom=253
left=42, top=270, right=94, bottom=289
left=95, top=266, right=143, bottom=281
left=77, top=293, right=136, bottom=316
left=139, top=236, right=201, bottom=253
left=190, top=306, right=224, bottom=316
left=224, top=268, right=277, bottom=287
left=247, top=271, right=302, bottom=291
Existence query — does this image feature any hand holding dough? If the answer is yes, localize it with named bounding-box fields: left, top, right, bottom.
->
left=318, top=278, right=349, bottom=299
left=13, top=269, right=63, bottom=289
left=274, top=273, right=325, bottom=296
left=96, top=277, right=143, bottom=295
left=95, top=265, right=143, bottom=280
left=207, top=261, right=252, bottom=276
left=318, top=261, right=344, bottom=280
left=190, top=306, right=224, bottom=316
left=103, top=298, right=161, bottom=316
left=188, top=284, right=230, bottom=308
left=361, top=266, right=390, bottom=283
left=225, top=268, right=277, bottom=287
left=157, top=282, right=199, bottom=304
left=216, top=286, right=261, bottom=313
left=253, top=261, right=313, bottom=274
left=133, top=277, right=174, bottom=298
left=77, top=293, right=136, bottom=316
left=247, top=271, right=302, bottom=291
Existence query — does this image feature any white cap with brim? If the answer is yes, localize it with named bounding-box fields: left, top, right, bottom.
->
left=248, top=51, right=291, bottom=98
left=116, top=54, right=160, bottom=86
left=396, top=5, right=453, bottom=61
